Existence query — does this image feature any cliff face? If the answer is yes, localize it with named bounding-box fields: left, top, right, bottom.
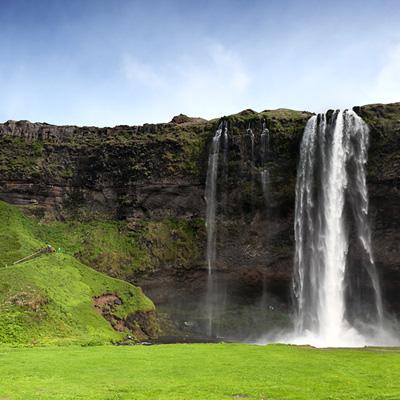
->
left=0, top=103, right=398, bottom=337
left=0, top=118, right=211, bottom=220
left=355, top=103, right=400, bottom=315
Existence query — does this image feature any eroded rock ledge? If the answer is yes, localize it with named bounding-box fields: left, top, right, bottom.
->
left=94, top=293, right=159, bottom=341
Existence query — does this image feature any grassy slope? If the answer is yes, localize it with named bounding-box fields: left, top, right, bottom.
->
left=28, top=216, right=204, bottom=279
left=0, top=200, right=43, bottom=267
left=32, top=218, right=204, bottom=279
left=0, top=344, right=399, bottom=399
left=31, top=219, right=152, bottom=277
left=0, top=201, right=154, bottom=345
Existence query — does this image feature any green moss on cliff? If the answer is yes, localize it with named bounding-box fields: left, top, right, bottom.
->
left=31, top=216, right=205, bottom=278
left=0, top=137, right=43, bottom=180
left=0, top=120, right=211, bottom=189
left=356, top=103, right=400, bottom=181
left=32, top=220, right=152, bottom=278
left=144, top=218, right=204, bottom=269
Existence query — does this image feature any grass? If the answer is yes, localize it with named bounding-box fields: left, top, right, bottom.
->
left=0, top=254, right=154, bottom=346
left=0, top=201, right=43, bottom=267
left=0, top=343, right=398, bottom=399
left=30, top=216, right=204, bottom=278
left=31, top=219, right=153, bottom=277
left=0, top=196, right=203, bottom=278
left=0, top=201, right=155, bottom=345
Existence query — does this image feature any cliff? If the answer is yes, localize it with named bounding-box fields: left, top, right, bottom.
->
left=356, top=103, right=400, bottom=315
left=0, top=103, right=398, bottom=337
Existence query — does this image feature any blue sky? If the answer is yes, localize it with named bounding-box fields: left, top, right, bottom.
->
left=0, top=0, right=399, bottom=126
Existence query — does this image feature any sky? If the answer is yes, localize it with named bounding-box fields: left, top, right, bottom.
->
left=0, top=0, right=399, bottom=126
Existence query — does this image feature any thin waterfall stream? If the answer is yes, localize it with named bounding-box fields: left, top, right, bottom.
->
left=260, top=122, right=270, bottom=204
left=204, top=121, right=227, bottom=336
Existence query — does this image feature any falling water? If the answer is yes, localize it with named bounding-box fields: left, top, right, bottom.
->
left=260, top=123, right=270, bottom=204
left=260, top=170, right=269, bottom=204
left=291, top=110, right=390, bottom=347
left=248, top=127, right=255, bottom=167
left=260, top=122, right=270, bottom=164
left=222, top=124, right=229, bottom=210
left=205, top=122, right=226, bottom=336
left=245, top=126, right=256, bottom=208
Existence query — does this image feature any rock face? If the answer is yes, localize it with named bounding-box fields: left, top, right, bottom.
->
left=0, top=103, right=399, bottom=337
left=355, top=104, right=400, bottom=315
left=94, top=293, right=158, bottom=340
left=0, top=118, right=212, bottom=220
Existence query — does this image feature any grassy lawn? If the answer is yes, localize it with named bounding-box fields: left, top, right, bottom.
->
left=0, top=344, right=399, bottom=400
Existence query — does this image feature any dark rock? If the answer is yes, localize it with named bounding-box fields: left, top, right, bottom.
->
left=0, top=103, right=399, bottom=332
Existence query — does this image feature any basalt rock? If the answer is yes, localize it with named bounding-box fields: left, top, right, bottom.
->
left=0, top=103, right=399, bottom=336
left=355, top=103, right=400, bottom=315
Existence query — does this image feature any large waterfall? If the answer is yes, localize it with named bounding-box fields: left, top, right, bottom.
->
left=291, top=110, right=391, bottom=347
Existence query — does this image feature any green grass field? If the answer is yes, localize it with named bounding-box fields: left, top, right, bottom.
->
left=0, top=344, right=399, bottom=400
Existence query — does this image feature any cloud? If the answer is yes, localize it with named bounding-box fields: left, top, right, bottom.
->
left=120, top=43, right=252, bottom=120
left=372, top=42, right=400, bottom=103
left=170, top=43, right=252, bottom=117
left=122, top=54, right=165, bottom=88
left=208, top=43, right=251, bottom=91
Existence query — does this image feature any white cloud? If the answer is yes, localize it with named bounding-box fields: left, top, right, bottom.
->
left=122, top=54, right=165, bottom=88
left=372, top=42, right=400, bottom=103
left=208, top=43, right=251, bottom=91
left=120, top=43, right=252, bottom=120
left=170, top=43, right=252, bottom=117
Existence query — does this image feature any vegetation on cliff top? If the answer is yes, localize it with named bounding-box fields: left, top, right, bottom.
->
left=1, top=104, right=397, bottom=186
left=0, top=119, right=213, bottom=181
left=356, top=103, right=400, bottom=181
left=0, top=107, right=311, bottom=184
left=0, top=201, right=155, bottom=346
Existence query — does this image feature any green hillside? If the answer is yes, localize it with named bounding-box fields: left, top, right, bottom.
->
left=30, top=216, right=203, bottom=279
left=0, top=201, right=157, bottom=346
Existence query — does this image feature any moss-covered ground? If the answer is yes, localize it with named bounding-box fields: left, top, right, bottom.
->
left=29, top=216, right=204, bottom=278
left=0, top=201, right=155, bottom=345
left=0, top=199, right=203, bottom=278
left=0, top=344, right=398, bottom=399
left=0, top=254, right=154, bottom=346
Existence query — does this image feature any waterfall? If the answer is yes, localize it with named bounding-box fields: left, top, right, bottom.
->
left=292, top=110, right=389, bottom=347
left=205, top=122, right=227, bottom=336
left=205, top=123, right=223, bottom=275
left=245, top=126, right=256, bottom=209
left=260, top=170, right=269, bottom=204
left=247, top=126, right=255, bottom=167
left=260, top=122, right=270, bottom=164
left=260, top=122, right=270, bottom=204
